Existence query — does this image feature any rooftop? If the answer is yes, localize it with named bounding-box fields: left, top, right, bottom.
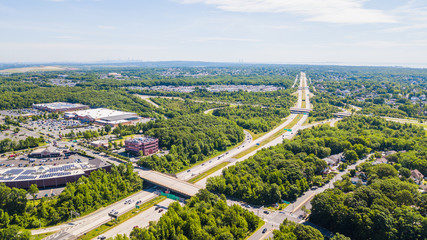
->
left=71, top=108, right=137, bottom=120
left=33, top=102, right=88, bottom=110
left=125, top=136, right=157, bottom=144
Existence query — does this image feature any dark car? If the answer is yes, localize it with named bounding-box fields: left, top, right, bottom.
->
left=158, top=209, right=164, bottom=213
left=263, top=210, right=269, bottom=214
left=262, top=228, right=267, bottom=233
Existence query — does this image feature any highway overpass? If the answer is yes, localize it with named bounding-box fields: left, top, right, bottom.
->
left=290, top=107, right=312, bottom=114
left=137, top=169, right=202, bottom=197
left=333, top=112, right=352, bottom=118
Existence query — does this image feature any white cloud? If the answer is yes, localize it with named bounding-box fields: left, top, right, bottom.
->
left=178, top=0, right=396, bottom=24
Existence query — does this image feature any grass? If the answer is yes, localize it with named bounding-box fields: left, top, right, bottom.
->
left=31, top=231, right=56, bottom=240
left=244, top=220, right=266, bottom=240
left=78, top=196, right=167, bottom=240
left=233, top=114, right=303, bottom=159
left=187, top=162, right=229, bottom=183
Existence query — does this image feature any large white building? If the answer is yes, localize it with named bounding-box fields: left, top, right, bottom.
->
left=64, top=108, right=140, bottom=126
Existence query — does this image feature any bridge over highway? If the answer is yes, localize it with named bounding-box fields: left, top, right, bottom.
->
left=333, top=112, right=352, bottom=118
left=290, top=107, right=312, bottom=114
left=136, top=169, right=202, bottom=197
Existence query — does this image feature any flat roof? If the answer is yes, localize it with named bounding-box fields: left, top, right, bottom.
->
left=33, top=102, right=88, bottom=110
left=125, top=136, right=157, bottom=144
left=71, top=108, right=137, bottom=120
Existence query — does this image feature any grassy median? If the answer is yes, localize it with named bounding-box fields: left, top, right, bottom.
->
left=234, top=114, right=303, bottom=159
left=188, top=162, right=229, bottom=183
left=78, top=196, right=167, bottom=240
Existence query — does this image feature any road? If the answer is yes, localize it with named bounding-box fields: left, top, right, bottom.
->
left=99, top=198, right=177, bottom=239
left=248, top=154, right=371, bottom=239
left=176, top=130, right=252, bottom=181
left=97, top=73, right=313, bottom=238
left=34, top=188, right=159, bottom=239
left=136, top=169, right=202, bottom=197
left=37, top=72, right=326, bottom=239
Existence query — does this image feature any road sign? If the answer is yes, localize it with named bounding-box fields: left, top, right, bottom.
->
left=161, top=192, right=179, bottom=201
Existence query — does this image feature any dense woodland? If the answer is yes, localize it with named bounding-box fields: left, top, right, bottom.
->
left=0, top=164, right=142, bottom=231
left=0, top=136, right=44, bottom=154
left=0, top=86, right=156, bottom=117
left=127, top=190, right=261, bottom=240
left=212, top=105, right=289, bottom=133
left=207, top=116, right=426, bottom=205
left=149, top=97, right=226, bottom=118
left=310, top=163, right=426, bottom=240
left=308, top=94, right=341, bottom=122
left=132, top=88, right=297, bottom=109
left=137, top=114, right=244, bottom=173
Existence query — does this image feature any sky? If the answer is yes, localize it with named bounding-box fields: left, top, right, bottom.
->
left=0, top=0, right=426, bottom=67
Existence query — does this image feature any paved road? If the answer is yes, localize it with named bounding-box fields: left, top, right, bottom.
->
left=176, top=130, right=252, bottom=181
left=136, top=169, right=202, bottom=197
left=99, top=198, right=177, bottom=239
left=34, top=188, right=158, bottom=239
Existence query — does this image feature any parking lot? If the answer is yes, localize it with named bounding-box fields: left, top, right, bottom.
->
left=0, top=108, right=44, bottom=117
left=0, top=153, right=92, bottom=169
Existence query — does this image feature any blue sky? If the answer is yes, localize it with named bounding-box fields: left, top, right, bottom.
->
left=0, top=0, right=426, bottom=67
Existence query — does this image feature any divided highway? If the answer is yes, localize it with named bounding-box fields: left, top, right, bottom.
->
left=37, top=72, right=326, bottom=240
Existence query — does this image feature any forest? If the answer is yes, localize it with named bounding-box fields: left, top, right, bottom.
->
left=137, top=114, right=244, bottom=173
left=206, top=116, right=426, bottom=205
left=0, top=86, right=155, bottom=117
left=127, top=190, right=261, bottom=240
left=212, top=105, right=290, bottom=133
left=0, top=164, right=142, bottom=231
left=310, top=163, right=426, bottom=240
left=149, top=97, right=226, bottom=118
left=0, top=136, right=44, bottom=154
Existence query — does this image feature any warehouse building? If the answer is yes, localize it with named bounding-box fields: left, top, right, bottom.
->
left=125, top=136, right=159, bottom=156
left=33, top=102, right=89, bottom=112
left=0, top=158, right=111, bottom=189
left=64, top=108, right=140, bottom=127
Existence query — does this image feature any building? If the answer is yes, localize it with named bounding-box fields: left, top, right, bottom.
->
left=33, top=102, right=89, bottom=113
left=29, top=147, right=65, bottom=158
left=0, top=158, right=111, bottom=189
left=323, top=153, right=343, bottom=166
left=373, top=157, right=388, bottom=165
left=411, top=169, right=424, bottom=185
left=64, top=108, right=140, bottom=127
left=90, top=140, right=108, bottom=148
left=125, top=136, right=159, bottom=156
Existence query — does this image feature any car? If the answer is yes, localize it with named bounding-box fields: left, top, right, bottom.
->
left=187, top=170, right=191, bottom=172
left=158, top=209, right=164, bottom=213
left=263, top=210, right=269, bottom=214
left=155, top=206, right=160, bottom=210
left=133, top=225, right=139, bottom=229
left=262, top=228, right=267, bottom=233
left=98, top=235, right=106, bottom=240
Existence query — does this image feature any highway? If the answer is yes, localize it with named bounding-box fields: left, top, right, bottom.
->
left=175, top=130, right=253, bottom=181
left=34, top=188, right=159, bottom=240
left=93, top=72, right=313, bottom=239
left=137, top=169, right=202, bottom=197
left=37, top=72, right=329, bottom=239
left=99, top=198, right=177, bottom=239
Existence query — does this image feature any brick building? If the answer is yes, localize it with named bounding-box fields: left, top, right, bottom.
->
left=125, top=137, right=159, bottom=156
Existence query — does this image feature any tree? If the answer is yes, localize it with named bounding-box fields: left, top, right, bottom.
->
left=344, top=150, right=358, bottom=163
left=28, top=184, right=39, bottom=207
left=104, top=124, right=112, bottom=133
